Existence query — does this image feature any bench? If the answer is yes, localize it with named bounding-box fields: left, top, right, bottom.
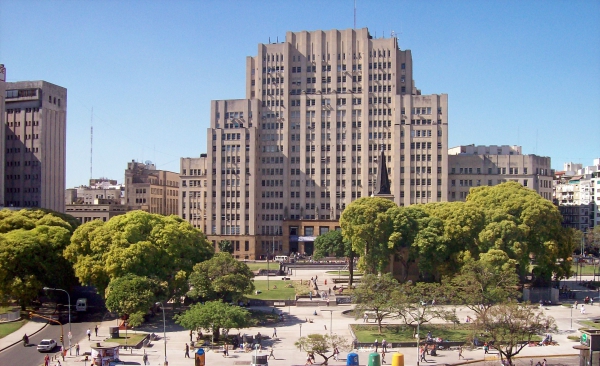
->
left=274, top=301, right=286, bottom=307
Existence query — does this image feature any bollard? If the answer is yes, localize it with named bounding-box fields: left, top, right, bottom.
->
left=391, top=353, right=404, bottom=366
left=368, top=352, right=381, bottom=366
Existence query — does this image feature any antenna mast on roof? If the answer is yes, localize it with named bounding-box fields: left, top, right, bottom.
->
left=90, top=107, right=93, bottom=181
left=354, top=0, right=356, bottom=29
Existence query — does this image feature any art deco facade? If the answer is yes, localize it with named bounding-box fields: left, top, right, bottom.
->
left=124, top=160, right=179, bottom=216
left=3, top=80, right=67, bottom=212
left=180, top=28, right=449, bottom=259
left=0, top=65, right=6, bottom=207
left=447, top=145, right=553, bottom=201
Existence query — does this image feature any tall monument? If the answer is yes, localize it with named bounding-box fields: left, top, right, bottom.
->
left=372, top=149, right=394, bottom=200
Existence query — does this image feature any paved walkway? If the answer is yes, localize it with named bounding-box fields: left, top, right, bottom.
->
left=2, top=271, right=597, bottom=366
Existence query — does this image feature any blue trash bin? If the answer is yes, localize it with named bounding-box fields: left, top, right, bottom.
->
left=347, top=352, right=359, bottom=365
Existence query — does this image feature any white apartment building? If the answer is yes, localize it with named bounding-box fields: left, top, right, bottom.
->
left=180, top=28, right=449, bottom=259
left=554, top=159, right=600, bottom=230
left=447, top=145, right=553, bottom=201
left=4, top=80, right=67, bottom=212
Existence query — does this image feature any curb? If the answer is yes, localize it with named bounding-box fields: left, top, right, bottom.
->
left=0, top=320, right=49, bottom=353
left=449, top=353, right=579, bottom=365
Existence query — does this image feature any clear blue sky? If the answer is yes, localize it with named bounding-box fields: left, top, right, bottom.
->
left=1, top=0, right=599, bottom=188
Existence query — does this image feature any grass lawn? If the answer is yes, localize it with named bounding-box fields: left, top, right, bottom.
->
left=246, top=280, right=297, bottom=300
left=579, top=320, right=600, bottom=330
left=571, top=264, right=599, bottom=276
left=243, top=262, right=270, bottom=271
left=107, top=333, right=147, bottom=346
left=0, top=320, right=27, bottom=338
left=352, top=323, right=473, bottom=343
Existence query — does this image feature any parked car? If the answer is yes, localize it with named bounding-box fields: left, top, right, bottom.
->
left=37, top=339, right=57, bottom=352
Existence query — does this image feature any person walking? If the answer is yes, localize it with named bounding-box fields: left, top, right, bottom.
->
left=44, top=355, right=49, bottom=366
left=272, top=327, right=278, bottom=338
left=381, top=350, right=387, bottom=364
left=190, top=330, right=193, bottom=342
left=458, top=345, right=464, bottom=360
left=363, top=313, right=368, bottom=323
left=87, top=328, right=91, bottom=341
left=581, top=305, right=586, bottom=314
left=75, top=342, right=80, bottom=356
left=484, top=343, right=489, bottom=354
left=420, top=346, right=427, bottom=362
left=95, top=324, right=98, bottom=337
left=333, top=347, right=340, bottom=361
left=268, top=347, right=276, bottom=360
left=184, top=343, right=190, bottom=358
left=142, top=352, right=149, bottom=365
left=374, top=338, right=379, bottom=352
left=382, top=339, right=387, bottom=352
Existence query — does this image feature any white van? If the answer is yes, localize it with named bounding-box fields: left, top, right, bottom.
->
left=274, top=255, right=288, bottom=262
left=75, top=298, right=87, bottom=312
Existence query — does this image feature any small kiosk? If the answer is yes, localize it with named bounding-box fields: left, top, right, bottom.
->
left=574, top=329, right=600, bottom=366
left=90, top=341, right=120, bottom=366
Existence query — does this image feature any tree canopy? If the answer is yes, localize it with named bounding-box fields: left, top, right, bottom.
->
left=187, top=252, right=254, bottom=303
left=104, top=274, right=165, bottom=326
left=175, top=301, right=254, bottom=341
left=352, top=273, right=398, bottom=333
left=295, top=333, right=350, bottom=365
left=313, top=230, right=357, bottom=285
left=64, top=210, right=214, bottom=298
left=0, top=209, right=79, bottom=306
left=340, top=197, right=396, bottom=274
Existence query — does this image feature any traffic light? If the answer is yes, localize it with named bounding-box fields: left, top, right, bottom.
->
left=60, top=335, right=63, bottom=343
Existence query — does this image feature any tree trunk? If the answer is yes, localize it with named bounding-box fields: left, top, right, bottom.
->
left=213, top=326, right=220, bottom=342
left=377, top=318, right=383, bottom=334
left=349, top=253, right=355, bottom=287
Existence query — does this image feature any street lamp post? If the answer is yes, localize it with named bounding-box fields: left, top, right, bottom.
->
left=321, top=310, right=334, bottom=337
left=43, top=287, right=71, bottom=355
left=299, top=323, right=302, bottom=351
left=571, top=305, right=573, bottom=330
left=156, top=302, right=167, bottom=365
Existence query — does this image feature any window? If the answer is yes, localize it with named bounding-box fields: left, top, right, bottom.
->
left=304, top=227, right=314, bottom=236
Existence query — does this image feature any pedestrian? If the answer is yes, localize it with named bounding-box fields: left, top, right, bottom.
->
left=142, top=352, right=149, bottom=365
left=268, top=347, right=275, bottom=360
left=581, top=305, right=586, bottom=314
left=44, top=355, right=49, bottom=366
left=333, top=347, right=340, bottom=361
left=458, top=345, right=464, bottom=360
left=75, top=342, right=80, bottom=356
left=60, top=345, right=65, bottom=361
left=185, top=343, right=190, bottom=358
left=272, top=327, right=278, bottom=338
left=328, top=287, right=331, bottom=295
left=542, top=359, right=547, bottom=366
left=327, top=298, right=330, bottom=307
left=382, top=338, right=387, bottom=352
left=382, top=350, right=387, bottom=364
left=364, top=313, right=368, bottom=323
left=592, top=298, right=595, bottom=306
left=95, top=324, right=98, bottom=337
left=55, top=361, right=61, bottom=366
left=309, top=291, right=312, bottom=301
left=87, top=328, right=91, bottom=341
left=305, top=353, right=313, bottom=365
left=420, top=346, right=427, bottom=362
left=484, top=343, right=489, bottom=354
left=190, top=329, right=193, bottom=342
left=374, top=338, right=379, bottom=352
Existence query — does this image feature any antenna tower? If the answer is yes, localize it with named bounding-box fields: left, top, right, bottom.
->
left=354, top=0, right=356, bottom=29
left=90, top=107, right=93, bottom=181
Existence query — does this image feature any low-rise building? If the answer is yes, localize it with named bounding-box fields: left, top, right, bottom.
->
left=124, top=160, right=179, bottom=216
left=447, top=145, right=553, bottom=201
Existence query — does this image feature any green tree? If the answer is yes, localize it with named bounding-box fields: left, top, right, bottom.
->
left=468, top=182, right=574, bottom=284
left=386, top=206, right=425, bottom=281
left=477, top=301, right=556, bottom=364
left=0, top=209, right=79, bottom=308
left=294, top=333, right=350, bottom=365
left=64, top=210, right=214, bottom=298
left=175, top=301, right=254, bottom=341
left=340, top=197, right=397, bottom=274
left=218, top=240, right=233, bottom=254
left=105, top=274, right=164, bottom=324
left=352, top=273, right=398, bottom=333
left=313, top=230, right=357, bottom=286
left=585, top=226, right=600, bottom=254
left=392, top=282, right=452, bottom=337
left=187, top=252, right=255, bottom=303
left=444, top=250, right=520, bottom=317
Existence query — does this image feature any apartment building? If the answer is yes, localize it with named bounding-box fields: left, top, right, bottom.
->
left=447, top=145, right=553, bottom=201
left=124, top=160, right=179, bottom=216
left=180, top=28, right=449, bottom=259
left=65, top=198, right=127, bottom=223
left=3, top=80, right=67, bottom=212
left=65, top=178, right=124, bottom=206
left=180, top=155, right=209, bottom=230
left=553, top=159, right=600, bottom=231
left=0, top=65, right=6, bottom=207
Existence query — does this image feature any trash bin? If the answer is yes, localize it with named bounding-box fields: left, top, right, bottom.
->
left=368, top=352, right=381, bottom=366
left=108, top=327, right=119, bottom=339
left=391, top=353, right=404, bottom=366
left=194, top=348, right=205, bottom=366
left=347, top=352, right=359, bottom=365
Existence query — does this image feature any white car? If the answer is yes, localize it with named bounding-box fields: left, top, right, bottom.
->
left=37, top=339, right=57, bottom=352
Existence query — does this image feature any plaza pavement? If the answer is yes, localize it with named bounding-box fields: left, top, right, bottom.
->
left=1, top=269, right=593, bottom=366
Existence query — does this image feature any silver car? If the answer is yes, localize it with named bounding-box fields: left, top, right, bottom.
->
left=37, top=339, right=56, bottom=352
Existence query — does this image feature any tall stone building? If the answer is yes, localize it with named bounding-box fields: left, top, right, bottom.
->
left=0, top=65, right=6, bottom=208
left=180, top=28, right=449, bottom=259
left=124, top=160, right=179, bottom=216
left=3, top=79, right=67, bottom=212
left=447, top=145, right=553, bottom=201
